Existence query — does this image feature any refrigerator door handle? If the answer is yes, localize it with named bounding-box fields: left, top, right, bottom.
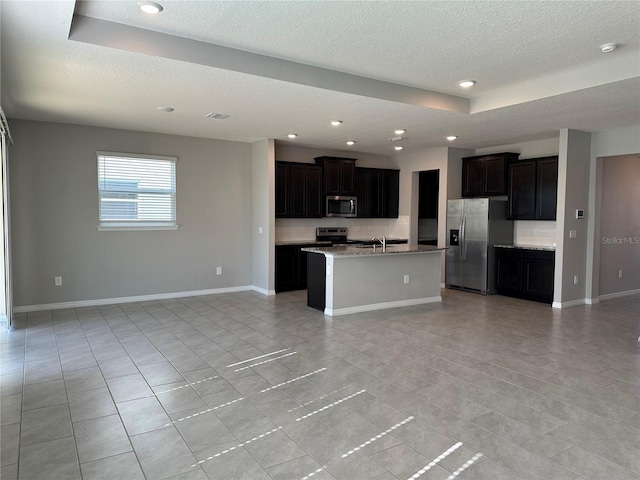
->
left=458, top=213, right=464, bottom=260
left=460, top=213, right=466, bottom=261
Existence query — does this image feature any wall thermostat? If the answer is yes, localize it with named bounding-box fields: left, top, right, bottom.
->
left=576, top=209, right=585, bottom=219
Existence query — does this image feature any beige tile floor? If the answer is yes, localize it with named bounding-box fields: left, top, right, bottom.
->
left=1, top=289, right=638, bottom=480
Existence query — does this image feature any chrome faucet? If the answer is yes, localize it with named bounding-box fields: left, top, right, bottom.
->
left=371, top=235, right=386, bottom=251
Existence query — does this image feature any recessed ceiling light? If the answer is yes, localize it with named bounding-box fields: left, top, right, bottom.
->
left=157, top=106, right=174, bottom=112
left=287, top=134, right=298, bottom=139
left=394, top=146, right=404, bottom=151
left=446, top=135, right=458, bottom=141
left=458, top=80, right=476, bottom=88
left=394, top=129, right=406, bottom=135
left=330, top=120, right=343, bottom=126
left=346, top=140, right=356, bottom=146
left=600, top=43, right=618, bottom=53
left=139, top=1, right=163, bottom=14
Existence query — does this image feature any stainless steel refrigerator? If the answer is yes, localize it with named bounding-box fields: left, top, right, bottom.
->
left=446, top=198, right=513, bottom=294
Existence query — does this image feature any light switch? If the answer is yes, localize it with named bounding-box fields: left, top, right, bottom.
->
left=569, top=230, right=577, bottom=239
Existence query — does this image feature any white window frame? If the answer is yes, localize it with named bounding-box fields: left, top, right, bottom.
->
left=97, top=151, right=179, bottom=231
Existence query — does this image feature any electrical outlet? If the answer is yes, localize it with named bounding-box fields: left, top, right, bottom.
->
left=216, top=267, right=222, bottom=275
left=618, top=269, right=623, bottom=278
left=573, top=275, right=579, bottom=285
left=54, top=276, right=62, bottom=286
left=404, top=274, right=410, bottom=284
left=258, top=226, right=263, bottom=234
left=569, top=230, right=577, bottom=239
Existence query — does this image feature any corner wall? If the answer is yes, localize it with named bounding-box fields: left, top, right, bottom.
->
left=554, top=129, right=592, bottom=307
left=9, top=120, right=254, bottom=308
left=251, top=139, right=275, bottom=294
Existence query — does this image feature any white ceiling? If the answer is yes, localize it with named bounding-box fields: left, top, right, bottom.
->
left=1, top=1, right=639, bottom=155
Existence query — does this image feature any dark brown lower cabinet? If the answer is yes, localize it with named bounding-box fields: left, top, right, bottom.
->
left=275, top=245, right=313, bottom=292
left=306, top=252, right=326, bottom=311
left=495, top=247, right=555, bottom=304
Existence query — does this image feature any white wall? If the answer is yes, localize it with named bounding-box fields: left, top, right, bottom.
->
left=10, top=119, right=254, bottom=308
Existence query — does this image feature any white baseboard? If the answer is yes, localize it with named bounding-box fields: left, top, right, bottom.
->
left=251, top=286, right=276, bottom=296
left=13, top=285, right=259, bottom=313
left=599, top=289, right=640, bottom=302
left=552, top=289, right=640, bottom=309
left=325, top=296, right=442, bottom=317
left=552, top=298, right=587, bottom=309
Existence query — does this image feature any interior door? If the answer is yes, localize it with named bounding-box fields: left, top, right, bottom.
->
left=445, top=199, right=463, bottom=287
left=462, top=198, right=489, bottom=292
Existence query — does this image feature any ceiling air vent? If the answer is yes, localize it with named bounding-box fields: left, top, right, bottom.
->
left=205, top=112, right=230, bottom=120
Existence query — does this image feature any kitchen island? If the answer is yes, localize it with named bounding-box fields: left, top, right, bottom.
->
left=302, top=244, right=445, bottom=316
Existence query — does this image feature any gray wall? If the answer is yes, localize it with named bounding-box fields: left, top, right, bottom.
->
left=599, top=154, right=640, bottom=296
left=555, top=129, right=592, bottom=306
left=10, top=119, right=253, bottom=307
left=587, top=124, right=640, bottom=300
left=251, top=139, right=275, bottom=294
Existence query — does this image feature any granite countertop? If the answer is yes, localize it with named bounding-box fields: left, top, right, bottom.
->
left=301, top=244, right=445, bottom=256
left=494, top=244, right=556, bottom=251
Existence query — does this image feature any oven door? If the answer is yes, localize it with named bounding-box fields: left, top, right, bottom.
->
left=326, top=196, right=357, bottom=217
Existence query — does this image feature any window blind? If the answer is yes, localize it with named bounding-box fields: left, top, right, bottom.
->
left=97, top=152, right=176, bottom=225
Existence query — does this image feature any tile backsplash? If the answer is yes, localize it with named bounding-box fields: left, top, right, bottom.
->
left=276, top=216, right=410, bottom=241
left=513, top=220, right=557, bottom=246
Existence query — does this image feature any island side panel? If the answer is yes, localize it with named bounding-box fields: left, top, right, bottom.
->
left=328, top=251, right=442, bottom=315
left=307, top=252, right=326, bottom=311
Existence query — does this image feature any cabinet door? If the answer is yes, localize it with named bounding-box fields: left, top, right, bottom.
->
left=275, top=163, right=290, bottom=217
left=536, top=157, right=558, bottom=220
left=290, top=164, right=306, bottom=217
left=355, top=168, right=369, bottom=217
left=298, top=249, right=308, bottom=289
left=523, top=252, right=555, bottom=303
left=508, top=160, right=536, bottom=219
left=496, top=249, right=522, bottom=295
left=367, top=170, right=383, bottom=217
left=324, top=159, right=341, bottom=195
left=340, top=160, right=356, bottom=195
left=275, top=246, right=298, bottom=292
left=484, top=155, right=507, bottom=195
left=306, top=166, right=323, bottom=218
left=382, top=169, right=399, bottom=218
left=462, top=158, right=485, bottom=197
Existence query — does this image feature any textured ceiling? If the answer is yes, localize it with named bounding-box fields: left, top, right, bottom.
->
left=1, top=0, right=639, bottom=155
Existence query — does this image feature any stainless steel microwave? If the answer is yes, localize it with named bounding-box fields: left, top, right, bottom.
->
left=326, top=196, right=357, bottom=217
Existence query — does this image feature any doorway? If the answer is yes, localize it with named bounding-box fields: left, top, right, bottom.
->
left=418, top=170, right=439, bottom=246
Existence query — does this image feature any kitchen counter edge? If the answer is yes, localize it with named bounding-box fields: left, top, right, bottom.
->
left=494, top=244, right=556, bottom=252
left=301, top=244, right=446, bottom=257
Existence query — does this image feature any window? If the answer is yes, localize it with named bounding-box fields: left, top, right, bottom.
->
left=97, top=152, right=177, bottom=230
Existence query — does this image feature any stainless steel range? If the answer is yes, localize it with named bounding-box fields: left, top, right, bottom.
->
left=316, top=227, right=362, bottom=246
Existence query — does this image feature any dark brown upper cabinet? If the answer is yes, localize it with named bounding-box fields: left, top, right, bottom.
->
left=536, top=157, right=558, bottom=220
left=507, top=156, right=558, bottom=220
left=355, top=167, right=399, bottom=218
left=462, top=152, right=519, bottom=197
left=315, top=156, right=356, bottom=196
left=275, top=161, right=323, bottom=218
left=275, top=162, right=291, bottom=217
